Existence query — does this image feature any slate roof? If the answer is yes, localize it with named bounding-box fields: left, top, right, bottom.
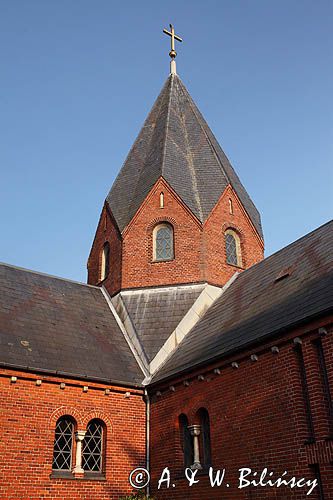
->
left=0, top=264, right=143, bottom=386
left=106, top=74, right=263, bottom=239
left=152, top=220, right=333, bottom=383
left=120, top=284, right=205, bottom=362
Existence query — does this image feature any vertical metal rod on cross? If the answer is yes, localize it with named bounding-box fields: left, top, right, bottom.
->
left=163, top=24, right=183, bottom=75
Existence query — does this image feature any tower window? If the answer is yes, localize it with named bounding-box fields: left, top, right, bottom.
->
left=225, top=229, right=242, bottom=267
left=52, top=416, right=75, bottom=471
left=160, top=192, right=164, bottom=208
left=228, top=198, right=233, bottom=215
left=100, top=242, right=110, bottom=281
left=153, top=223, right=174, bottom=261
left=82, top=419, right=104, bottom=473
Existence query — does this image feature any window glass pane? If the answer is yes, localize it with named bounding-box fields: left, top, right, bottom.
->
left=200, top=410, right=212, bottom=467
left=179, top=414, right=193, bottom=468
left=156, top=226, right=173, bottom=261
left=225, top=233, right=238, bottom=265
left=104, top=243, right=110, bottom=278
left=101, top=243, right=110, bottom=280
left=82, top=420, right=103, bottom=472
left=52, top=418, right=74, bottom=470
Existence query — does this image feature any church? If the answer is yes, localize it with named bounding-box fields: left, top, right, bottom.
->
left=1, top=25, right=332, bottom=500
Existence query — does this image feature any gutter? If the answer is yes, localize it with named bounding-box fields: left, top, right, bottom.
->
left=0, top=362, right=144, bottom=390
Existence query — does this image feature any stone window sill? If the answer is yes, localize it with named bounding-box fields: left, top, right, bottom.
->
left=152, top=259, right=175, bottom=264
left=50, top=472, right=106, bottom=481
left=226, top=262, right=244, bottom=270
left=174, top=467, right=211, bottom=480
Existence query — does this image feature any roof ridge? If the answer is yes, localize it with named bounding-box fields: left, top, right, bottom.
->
left=176, top=75, right=263, bottom=240
left=0, top=262, right=99, bottom=289
left=174, top=76, right=204, bottom=220
left=176, top=76, right=231, bottom=185
left=161, top=74, right=174, bottom=178
left=128, top=76, right=172, bottom=223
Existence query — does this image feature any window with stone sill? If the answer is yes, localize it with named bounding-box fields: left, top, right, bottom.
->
left=225, top=229, right=242, bottom=267
left=177, top=409, right=212, bottom=474
left=153, top=223, right=174, bottom=262
left=52, top=416, right=106, bottom=479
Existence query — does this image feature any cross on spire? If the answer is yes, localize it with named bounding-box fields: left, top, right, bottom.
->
left=163, top=24, right=183, bottom=75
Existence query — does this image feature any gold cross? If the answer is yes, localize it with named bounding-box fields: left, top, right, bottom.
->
left=163, top=24, right=182, bottom=59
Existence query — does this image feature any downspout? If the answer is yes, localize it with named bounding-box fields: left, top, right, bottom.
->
left=145, top=388, right=151, bottom=498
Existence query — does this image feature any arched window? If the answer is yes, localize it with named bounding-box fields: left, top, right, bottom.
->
left=82, top=419, right=104, bottom=473
left=153, top=223, right=174, bottom=261
left=198, top=408, right=212, bottom=468
left=100, top=242, right=110, bottom=281
left=179, top=414, right=193, bottom=468
left=52, top=416, right=75, bottom=471
left=225, top=229, right=242, bottom=267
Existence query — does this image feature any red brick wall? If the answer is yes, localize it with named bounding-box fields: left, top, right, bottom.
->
left=149, top=320, right=333, bottom=499
left=0, top=369, right=145, bottom=500
left=203, top=185, right=264, bottom=286
left=121, top=178, right=203, bottom=290
left=87, top=204, right=122, bottom=295
left=88, top=178, right=264, bottom=294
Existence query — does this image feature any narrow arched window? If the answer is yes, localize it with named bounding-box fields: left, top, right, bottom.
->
left=100, top=242, right=110, bottom=281
left=198, top=408, right=212, bottom=468
left=159, top=192, right=164, bottom=208
left=225, top=229, right=242, bottom=267
left=52, top=416, right=75, bottom=471
left=153, top=223, right=174, bottom=261
left=82, top=419, right=104, bottom=473
left=179, top=414, right=193, bottom=468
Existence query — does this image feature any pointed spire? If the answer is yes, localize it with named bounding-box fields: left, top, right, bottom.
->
left=163, top=24, right=183, bottom=75
left=106, top=74, right=263, bottom=240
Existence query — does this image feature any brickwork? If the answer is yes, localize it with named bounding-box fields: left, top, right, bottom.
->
left=149, top=320, right=333, bottom=499
left=0, top=369, right=145, bottom=500
left=87, top=203, right=122, bottom=295
left=88, top=179, right=264, bottom=294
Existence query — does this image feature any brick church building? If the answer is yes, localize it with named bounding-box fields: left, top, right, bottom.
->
left=1, top=30, right=332, bottom=500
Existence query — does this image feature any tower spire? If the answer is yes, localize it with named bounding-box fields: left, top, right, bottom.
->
left=163, top=23, right=183, bottom=75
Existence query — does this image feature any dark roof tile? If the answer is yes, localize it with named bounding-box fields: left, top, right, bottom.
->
left=0, top=264, right=143, bottom=386
left=121, top=285, right=204, bottom=361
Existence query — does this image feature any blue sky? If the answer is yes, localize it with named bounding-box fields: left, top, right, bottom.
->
left=1, top=1, right=332, bottom=282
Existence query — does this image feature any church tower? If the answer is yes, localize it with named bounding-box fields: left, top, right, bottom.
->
left=87, top=27, right=264, bottom=296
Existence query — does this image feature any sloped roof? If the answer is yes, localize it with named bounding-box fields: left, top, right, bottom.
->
left=106, top=74, right=263, bottom=239
left=0, top=264, right=143, bottom=386
left=152, top=220, right=333, bottom=383
left=119, top=284, right=205, bottom=362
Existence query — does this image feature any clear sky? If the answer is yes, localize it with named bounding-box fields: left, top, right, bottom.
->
left=1, top=1, right=332, bottom=282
